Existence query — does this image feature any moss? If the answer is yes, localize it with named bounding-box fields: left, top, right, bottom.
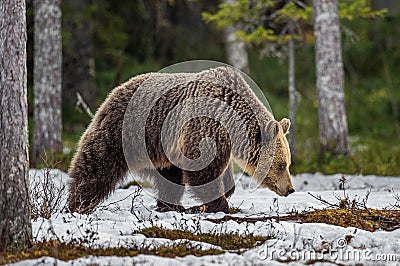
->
left=344, top=234, right=354, bottom=244
left=229, top=207, right=241, bottom=214
left=302, top=209, right=400, bottom=232
left=0, top=239, right=223, bottom=265
left=206, top=209, right=400, bottom=232
left=135, top=226, right=271, bottom=251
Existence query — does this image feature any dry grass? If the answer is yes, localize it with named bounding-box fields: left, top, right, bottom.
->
left=30, top=168, right=66, bottom=220
left=0, top=239, right=223, bottom=265
left=135, top=226, right=272, bottom=251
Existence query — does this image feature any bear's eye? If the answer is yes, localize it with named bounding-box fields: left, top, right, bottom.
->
left=278, top=164, right=286, bottom=170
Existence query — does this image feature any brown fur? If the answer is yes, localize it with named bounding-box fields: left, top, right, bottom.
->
left=67, top=74, right=151, bottom=213
left=67, top=67, right=294, bottom=214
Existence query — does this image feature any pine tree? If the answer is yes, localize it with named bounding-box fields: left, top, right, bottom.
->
left=33, top=0, right=63, bottom=162
left=0, top=0, right=32, bottom=251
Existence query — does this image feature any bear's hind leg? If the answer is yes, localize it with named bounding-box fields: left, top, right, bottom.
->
left=68, top=175, right=122, bottom=214
left=67, top=130, right=129, bottom=214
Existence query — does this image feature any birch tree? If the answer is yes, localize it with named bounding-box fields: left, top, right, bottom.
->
left=0, top=0, right=32, bottom=251
left=33, top=0, right=62, bottom=162
left=223, top=0, right=249, bottom=73
left=312, top=0, right=349, bottom=155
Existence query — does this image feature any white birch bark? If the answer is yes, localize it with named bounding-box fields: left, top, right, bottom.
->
left=223, top=0, right=249, bottom=73
left=312, top=0, right=350, bottom=155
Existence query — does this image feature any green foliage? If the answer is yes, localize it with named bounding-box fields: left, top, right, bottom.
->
left=235, top=26, right=293, bottom=46
left=203, top=0, right=386, bottom=52
left=203, top=0, right=309, bottom=48
left=202, top=0, right=276, bottom=28
left=338, top=0, right=387, bottom=20
left=275, top=2, right=312, bottom=22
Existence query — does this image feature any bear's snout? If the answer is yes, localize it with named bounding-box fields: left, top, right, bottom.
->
left=273, top=185, right=295, bottom=197
left=281, top=188, right=295, bottom=197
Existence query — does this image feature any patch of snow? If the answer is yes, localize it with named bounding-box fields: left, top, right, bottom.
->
left=13, top=169, right=400, bottom=266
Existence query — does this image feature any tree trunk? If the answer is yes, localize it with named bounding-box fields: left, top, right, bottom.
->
left=288, top=29, right=298, bottom=162
left=223, top=0, right=249, bottom=73
left=312, top=0, right=350, bottom=155
left=33, top=0, right=63, bottom=163
left=0, top=0, right=32, bottom=251
left=62, top=0, right=97, bottom=109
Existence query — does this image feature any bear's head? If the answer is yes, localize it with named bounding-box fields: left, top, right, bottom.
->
left=248, top=118, right=295, bottom=196
left=263, top=118, right=294, bottom=196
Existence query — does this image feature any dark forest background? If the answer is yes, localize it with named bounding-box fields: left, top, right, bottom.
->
left=25, top=0, right=400, bottom=175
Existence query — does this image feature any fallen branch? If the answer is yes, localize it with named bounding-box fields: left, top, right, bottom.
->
left=75, top=92, right=94, bottom=118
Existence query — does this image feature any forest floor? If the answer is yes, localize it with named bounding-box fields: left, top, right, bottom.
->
left=4, top=169, right=400, bottom=266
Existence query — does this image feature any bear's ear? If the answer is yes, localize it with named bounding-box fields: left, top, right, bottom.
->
left=266, top=120, right=279, bottom=140
left=280, top=118, right=290, bottom=135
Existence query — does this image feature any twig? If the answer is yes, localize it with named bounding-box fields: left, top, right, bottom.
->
left=76, top=92, right=94, bottom=118
left=205, top=213, right=306, bottom=224
left=98, top=187, right=142, bottom=210
left=307, top=192, right=339, bottom=208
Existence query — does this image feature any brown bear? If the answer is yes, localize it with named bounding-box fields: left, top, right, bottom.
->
left=67, top=67, right=295, bottom=214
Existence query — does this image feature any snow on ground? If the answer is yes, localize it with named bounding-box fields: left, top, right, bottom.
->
left=10, top=169, right=400, bottom=266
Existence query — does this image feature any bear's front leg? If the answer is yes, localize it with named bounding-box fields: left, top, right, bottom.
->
left=150, top=166, right=186, bottom=212
left=203, top=197, right=229, bottom=213
left=222, top=162, right=235, bottom=199
left=184, top=169, right=230, bottom=214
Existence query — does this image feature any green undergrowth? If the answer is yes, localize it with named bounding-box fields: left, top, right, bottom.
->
left=135, top=226, right=272, bottom=251
left=0, top=239, right=223, bottom=265
left=31, top=138, right=77, bottom=172
left=291, top=137, right=400, bottom=176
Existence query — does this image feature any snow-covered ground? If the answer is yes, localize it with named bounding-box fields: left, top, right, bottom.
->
left=11, top=169, right=400, bottom=266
